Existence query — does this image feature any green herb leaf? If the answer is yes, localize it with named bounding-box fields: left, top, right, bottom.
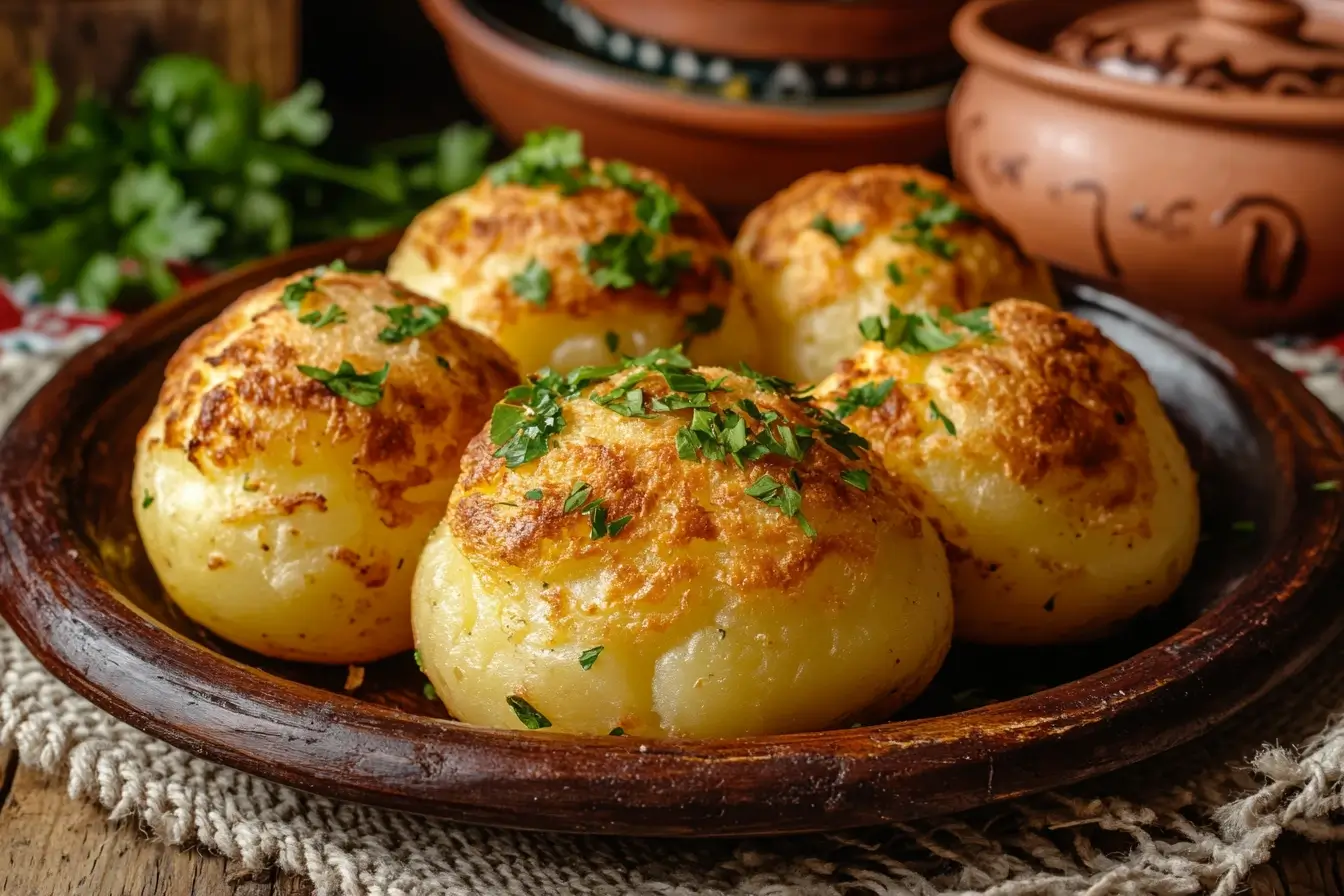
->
left=579, top=646, right=604, bottom=670
left=928, top=400, right=957, bottom=435
left=436, top=355, right=452, bottom=371
left=684, top=304, right=725, bottom=336
left=296, top=360, right=390, bottom=407
left=581, top=230, right=691, bottom=294
left=141, top=489, right=154, bottom=509
left=604, top=331, right=620, bottom=353
left=886, top=262, right=905, bottom=286
left=488, top=127, right=593, bottom=193
left=811, top=213, right=864, bottom=246
left=413, top=649, right=424, bottom=670
left=423, top=682, right=437, bottom=701
left=563, top=481, right=594, bottom=513
left=841, top=469, right=870, bottom=491
left=1231, top=520, right=1257, bottom=533
left=376, top=301, right=449, bottom=343
left=280, top=260, right=347, bottom=313
left=298, top=304, right=347, bottom=328
left=745, top=473, right=816, bottom=538
left=507, top=695, right=552, bottom=729
left=713, top=256, right=734, bottom=281
left=524, top=488, right=544, bottom=501
left=1314, top=480, right=1342, bottom=492
left=833, top=378, right=896, bottom=418
left=609, top=727, right=625, bottom=736
left=511, top=258, right=552, bottom=305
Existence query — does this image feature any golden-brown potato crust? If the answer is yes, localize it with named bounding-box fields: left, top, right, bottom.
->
left=448, top=369, right=919, bottom=603
left=153, top=271, right=518, bottom=520
left=413, top=364, right=955, bottom=735
left=134, top=269, right=521, bottom=662
left=387, top=161, right=760, bottom=373
left=734, top=165, right=1058, bottom=382
left=813, top=300, right=1199, bottom=645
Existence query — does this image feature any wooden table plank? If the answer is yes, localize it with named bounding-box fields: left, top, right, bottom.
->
left=2, top=748, right=1343, bottom=895
left=0, top=764, right=313, bottom=895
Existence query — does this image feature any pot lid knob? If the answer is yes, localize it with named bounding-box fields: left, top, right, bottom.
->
left=1196, top=0, right=1306, bottom=36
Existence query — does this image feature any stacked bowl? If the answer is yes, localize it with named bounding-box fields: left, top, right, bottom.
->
left=419, top=0, right=967, bottom=222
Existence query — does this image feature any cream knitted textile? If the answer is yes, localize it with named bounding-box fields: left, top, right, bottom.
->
left=5, top=346, right=1344, bottom=896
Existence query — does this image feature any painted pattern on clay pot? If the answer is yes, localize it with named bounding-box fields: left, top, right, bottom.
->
left=949, top=0, right=1344, bottom=334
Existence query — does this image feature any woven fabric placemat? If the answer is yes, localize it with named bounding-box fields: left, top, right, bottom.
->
left=5, top=280, right=1344, bottom=896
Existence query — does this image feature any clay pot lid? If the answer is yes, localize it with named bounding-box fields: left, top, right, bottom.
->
left=1053, top=0, right=1344, bottom=96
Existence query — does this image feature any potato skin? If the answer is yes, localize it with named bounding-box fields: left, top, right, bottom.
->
left=812, top=300, right=1200, bottom=645
left=735, top=165, right=1058, bottom=383
left=387, top=160, right=760, bottom=374
left=412, top=367, right=953, bottom=736
left=132, top=270, right=519, bottom=663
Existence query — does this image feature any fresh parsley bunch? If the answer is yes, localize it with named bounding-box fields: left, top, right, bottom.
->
left=0, top=57, right=493, bottom=309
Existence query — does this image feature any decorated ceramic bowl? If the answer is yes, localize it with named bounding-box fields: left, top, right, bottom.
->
left=949, top=0, right=1344, bottom=333
left=543, top=0, right=964, bottom=102
left=420, top=0, right=954, bottom=221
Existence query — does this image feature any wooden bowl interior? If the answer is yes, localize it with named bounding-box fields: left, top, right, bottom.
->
left=67, top=264, right=1277, bottom=726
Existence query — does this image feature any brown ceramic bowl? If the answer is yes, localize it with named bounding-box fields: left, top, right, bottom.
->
left=949, top=0, right=1344, bottom=334
left=420, top=0, right=952, bottom=223
left=569, top=0, right=965, bottom=61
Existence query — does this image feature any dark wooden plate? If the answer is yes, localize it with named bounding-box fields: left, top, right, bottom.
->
left=3, top=234, right=1343, bottom=837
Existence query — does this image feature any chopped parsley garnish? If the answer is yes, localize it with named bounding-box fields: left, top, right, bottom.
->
left=280, top=259, right=347, bottom=314
left=298, top=304, right=346, bottom=329
left=423, top=682, right=437, bottom=701
left=507, top=695, right=552, bottom=729
left=141, top=489, right=154, bottom=509
left=712, top=256, right=734, bottom=281
left=581, top=230, right=691, bottom=294
left=487, top=127, right=595, bottom=193
left=375, top=302, right=448, bottom=343
left=736, top=362, right=795, bottom=395
left=435, top=355, right=452, bottom=371
left=745, top=473, right=816, bottom=538
left=892, top=180, right=977, bottom=260
left=524, top=488, right=543, bottom=501
left=562, top=480, right=631, bottom=539
left=578, top=646, right=604, bottom=670
left=1231, top=520, right=1257, bottom=533
left=609, top=727, right=625, bottom=736
left=857, top=305, right=992, bottom=355
left=605, top=161, right=680, bottom=234
left=928, top=400, right=956, bottom=435
left=1313, top=480, right=1341, bottom=492
left=811, top=213, right=864, bottom=246
left=604, top=331, right=620, bottom=353
left=840, top=469, right=870, bottom=491
left=833, top=378, right=896, bottom=418
left=489, top=352, right=690, bottom=466
left=413, top=649, right=424, bottom=671
left=940, top=305, right=995, bottom=336
left=297, top=360, right=390, bottom=407
left=683, top=304, right=725, bottom=336
left=511, top=259, right=552, bottom=305
left=886, top=262, right=905, bottom=286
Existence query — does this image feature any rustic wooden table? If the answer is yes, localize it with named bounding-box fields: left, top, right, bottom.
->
left=0, top=743, right=1336, bottom=895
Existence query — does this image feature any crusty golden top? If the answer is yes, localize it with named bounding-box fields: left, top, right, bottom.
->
left=141, top=269, right=519, bottom=518
left=446, top=365, right=925, bottom=604
left=813, top=300, right=1158, bottom=516
left=734, top=165, right=1055, bottom=317
left=388, top=159, right=740, bottom=326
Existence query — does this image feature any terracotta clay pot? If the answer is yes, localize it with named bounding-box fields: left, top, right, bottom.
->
left=949, top=0, right=1344, bottom=333
left=420, top=0, right=952, bottom=223
left=568, top=0, right=965, bottom=62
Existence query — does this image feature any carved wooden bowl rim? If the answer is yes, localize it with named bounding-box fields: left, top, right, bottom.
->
left=1, top=234, right=1343, bottom=837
